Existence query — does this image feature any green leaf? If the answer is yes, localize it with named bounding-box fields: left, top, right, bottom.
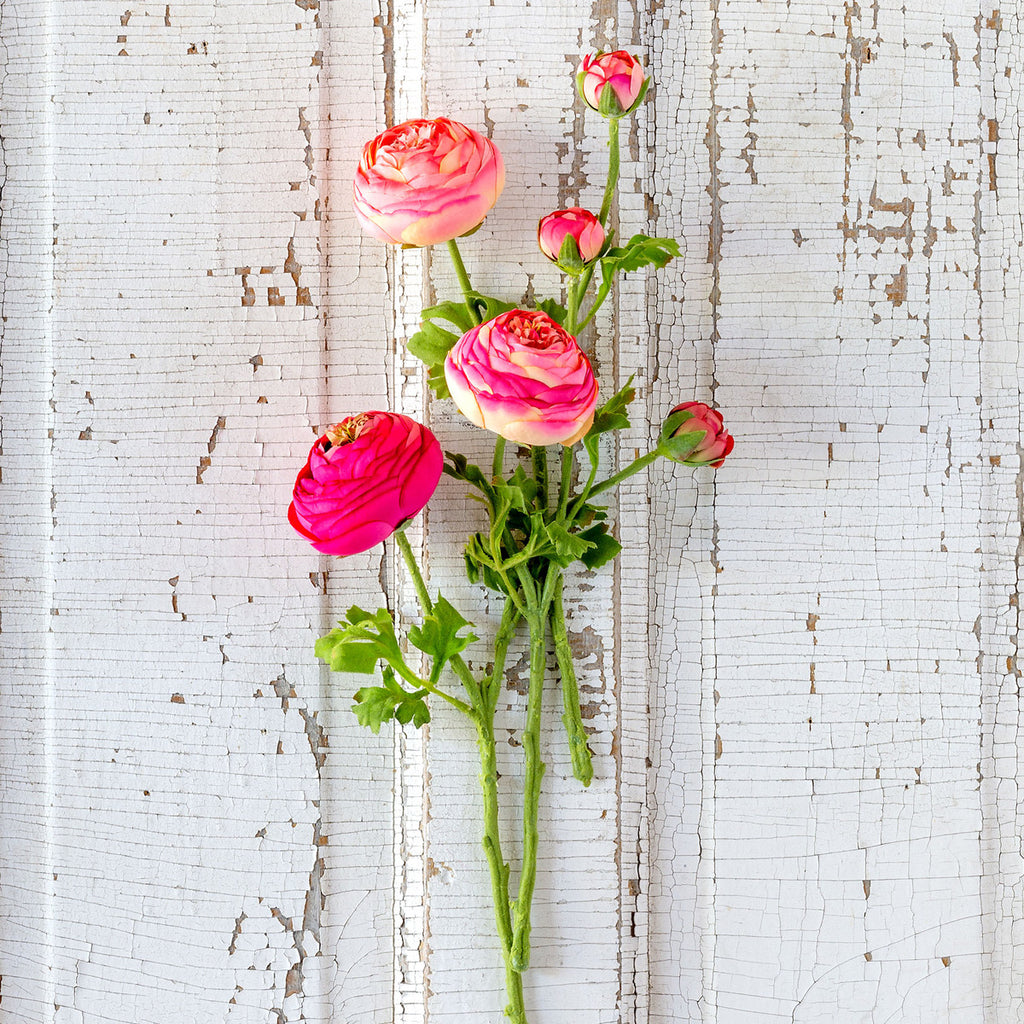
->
left=536, top=298, right=568, bottom=325
left=421, top=299, right=476, bottom=333
left=583, top=375, right=637, bottom=468
left=444, top=451, right=490, bottom=493
left=408, top=596, right=478, bottom=677
left=316, top=606, right=406, bottom=676
left=544, top=521, right=595, bottom=567
left=578, top=523, right=622, bottom=570
left=600, top=234, right=680, bottom=281
left=352, top=667, right=431, bottom=734
left=407, top=320, right=459, bottom=366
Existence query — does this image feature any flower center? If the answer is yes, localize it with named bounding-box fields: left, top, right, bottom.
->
left=326, top=414, right=370, bottom=449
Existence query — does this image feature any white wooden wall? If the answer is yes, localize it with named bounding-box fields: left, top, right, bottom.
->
left=1, top=1, right=1020, bottom=1022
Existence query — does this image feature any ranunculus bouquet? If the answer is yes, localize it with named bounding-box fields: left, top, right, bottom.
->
left=290, top=50, right=732, bottom=1023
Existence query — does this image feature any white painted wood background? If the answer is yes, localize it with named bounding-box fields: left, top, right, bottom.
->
left=0, top=0, right=1020, bottom=1021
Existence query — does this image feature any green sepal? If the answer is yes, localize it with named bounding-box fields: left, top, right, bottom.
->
left=577, top=523, right=622, bottom=570
left=555, top=233, right=585, bottom=275
left=659, top=429, right=707, bottom=463
left=408, top=595, right=478, bottom=680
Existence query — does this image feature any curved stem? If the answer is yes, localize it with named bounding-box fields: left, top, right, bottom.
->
left=566, top=277, right=580, bottom=335
left=586, top=449, right=661, bottom=501
left=598, top=117, right=620, bottom=227
left=550, top=574, right=593, bottom=786
left=446, top=237, right=482, bottom=325
left=532, top=446, right=549, bottom=512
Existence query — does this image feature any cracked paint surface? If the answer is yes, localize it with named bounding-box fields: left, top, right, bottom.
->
left=0, top=1, right=1020, bottom=1023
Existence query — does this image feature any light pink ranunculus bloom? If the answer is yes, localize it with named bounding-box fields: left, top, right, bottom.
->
left=538, top=208, right=605, bottom=266
left=288, top=412, right=443, bottom=557
left=665, top=402, right=734, bottom=468
left=352, top=117, right=505, bottom=247
left=444, top=310, right=598, bottom=447
left=577, top=51, right=647, bottom=117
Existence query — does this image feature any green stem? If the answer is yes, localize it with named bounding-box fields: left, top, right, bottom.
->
left=398, top=529, right=527, bottom=1019
left=473, top=599, right=529, bottom=1024
left=586, top=449, right=662, bottom=501
left=493, top=436, right=506, bottom=481
left=557, top=445, right=574, bottom=520
left=446, top=237, right=481, bottom=325
left=532, top=446, right=549, bottom=512
left=550, top=574, right=593, bottom=786
left=566, top=278, right=580, bottom=335
left=510, top=596, right=548, bottom=972
left=598, top=117, right=620, bottom=227
left=395, top=528, right=480, bottom=712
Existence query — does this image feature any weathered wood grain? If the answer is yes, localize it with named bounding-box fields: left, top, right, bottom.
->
left=0, top=1, right=1020, bottom=1022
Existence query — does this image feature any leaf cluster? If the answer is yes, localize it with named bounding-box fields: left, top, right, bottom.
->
left=315, top=601, right=477, bottom=732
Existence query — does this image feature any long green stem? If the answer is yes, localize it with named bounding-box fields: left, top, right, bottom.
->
left=557, top=445, right=574, bottom=519
left=397, top=529, right=528, bottom=1020
left=550, top=574, right=593, bottom=786
left=586, top=449, right=661, bottom=501
left=532, top=446, right=549, bottom=512
left=510, top=594, right=548, bottom=972
left=474, top=600, right=528, bottom=1024
left=598, top=117, right=620, bottom=227
left=446, top=237, right=481, bottom=325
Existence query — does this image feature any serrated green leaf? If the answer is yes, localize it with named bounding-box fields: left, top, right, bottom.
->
left=536, top=298, right=568, bottom=325
left=409, top=595, right=477, bottom=678
left=544, top=521, right=595, bottom=567
left=352, top=685, right=399, bottom=733
left=407, top=321, right=459, bottom=367
left=600, top=234, right=680, bottom=278
left=578, top=523, right=622, bottom=570
left=583, top=375, right=637, bottom=467
left=421, top=299, right=476, bottom=333
left=317, top=606, right=407, bottom=676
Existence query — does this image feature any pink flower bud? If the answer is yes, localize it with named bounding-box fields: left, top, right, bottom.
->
left=576, top=51, right=648, bottom=117
left=538, top=208, right=606, bottom=268
left=662, top=402, right=734, bottom=468
left=353, top=118, right=504, bottom=247
left=444, top=310, right=598, bottom=447
left=288, top=412, right=443, bottom=556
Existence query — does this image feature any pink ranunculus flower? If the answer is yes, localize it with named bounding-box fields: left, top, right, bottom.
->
left=576, top=51, right=648, bottom=117
left=444, top=310, right=598, bottom=447
left=288, top=412, right=443, bottom=557
left=538, top=208, right=606, bottom=268
left=352, top=117, right=505, bottom=247
left=663, top=402, right=734, bottom=468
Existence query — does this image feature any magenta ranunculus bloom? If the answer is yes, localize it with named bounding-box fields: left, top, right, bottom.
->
left=666, top=402, right=734, bottom=468
left=444, top=310, right=598, bottom=447
left=538, top=208, right=606, bottom=267
left=288, top=412, right=443, bottom=557
left=576, top=51, right=647, bottom=117
left=352, top=117, right=505, bottom=247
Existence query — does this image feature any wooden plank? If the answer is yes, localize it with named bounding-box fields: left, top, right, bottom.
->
left=648, top=2, right=1023, bottom=1021
left=0, top=2, right=392, bottom=1021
